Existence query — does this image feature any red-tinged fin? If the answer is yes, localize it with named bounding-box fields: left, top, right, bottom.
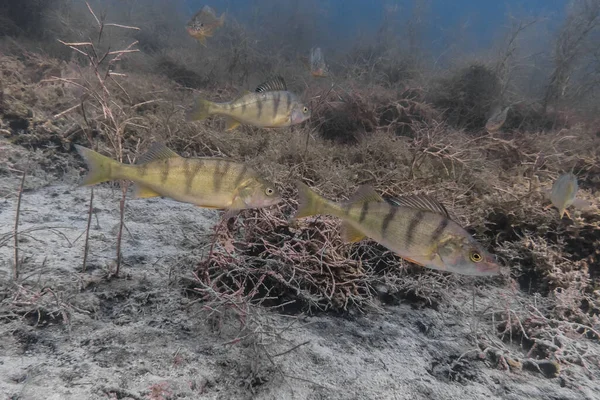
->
left=401, top=255, right=426, bottom=267
left=224, top=116, right=241, bottom=131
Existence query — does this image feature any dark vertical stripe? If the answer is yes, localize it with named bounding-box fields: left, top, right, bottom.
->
left=406, top=210, right=424, bottom=248
left=429, top=218, right=449, bottom=245
left=359, top=201, right=369, bottom=223
left=213, top=160, right=231, bottom=191
left=184, top=159, right=199, bottom=195
left=257, top=96, right=263, bottom=119
left=213, top=160, right=223, bottom=191
left=381, top=206, right=398, bottom=235
left=233, top=164, right=249, bottom=186
left=286, top=92, right=292, bottom=111
left=138, top=163, right=148, bottom=177
left=343, top=201, right=352, bottom=215
left=161, top=160, right=170, bottom=183
left=273, top=93, right=281, bottom=119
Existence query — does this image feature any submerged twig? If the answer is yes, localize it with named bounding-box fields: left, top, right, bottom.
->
left=13, top=169, right=27, bottom=280
left=82, top=188, right=94, bottom=272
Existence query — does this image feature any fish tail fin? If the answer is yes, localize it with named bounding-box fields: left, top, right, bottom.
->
left=187, top=97, right=213, bottom=121
left=293, top=181, right=328, bottom=219
left=74, top=145, right=119, bottom=186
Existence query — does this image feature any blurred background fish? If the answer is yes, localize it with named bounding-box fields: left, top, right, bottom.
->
left=187, top=76, right=311, bottom=130
left=293, top=182, right=502, bottom=276
left=186, top=5, right=225, bottom=46
left=309, top=47, right=329, bottom=77
left=485, top=105, right=509, bottom=132
left=546, top=172, right=591, bottom=218
left=75, top=143, right=282, bottom=211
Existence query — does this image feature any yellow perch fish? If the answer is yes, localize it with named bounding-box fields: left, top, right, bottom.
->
left=187, top=76, right=311, bottom=130
left=546, top=172, right=590, bottom=218
left=293, top=182, right=502, bottom=276
left=74, top=143, right=282, bottom=211
left=186, top=5, right=225, bottom=46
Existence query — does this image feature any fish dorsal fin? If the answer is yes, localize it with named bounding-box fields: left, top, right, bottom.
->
left=201, top=5, right=216, bottom=15
left=136, top=143, right=180, bottom=164
left=234, top=90, right=251, bottom=101
left=255, top=76, right=287, bottom=93
left=386, top=194, right=450, bottom=218
left=347, top=185, right=385, bottom=204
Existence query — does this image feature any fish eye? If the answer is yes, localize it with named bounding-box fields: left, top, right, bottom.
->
left=265, top=187, right=275, bottom=196
left=303, top=106, right=308, bottom=113
left=200, top=23, right=204, bottom=27
left=469, top=251, right=483, bottom=263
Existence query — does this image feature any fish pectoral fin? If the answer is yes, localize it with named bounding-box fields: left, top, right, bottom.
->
left=340, top=222, right=366, bottom=243
left=543, top=203, right=554, bottom=211
left=222, top=209, right=240, bottom=221
left=134, top=184, right=161, bottom=199
left=400, top=255, right=426, bottom=267
left=347, top=185, right=384, bottom=205
left=224, top=116, right=241, bottom=131
left=137, top=143, right=180, bottom=164
left=255, top=76, right=287, bottom=93
left=197, top=36, right=207, bottom=46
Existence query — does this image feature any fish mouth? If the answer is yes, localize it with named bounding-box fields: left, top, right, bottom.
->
left=186, top=27, right=205, bottom=39
left=311, top=70, right=328, bottom=77
left=476, top=261, right=504, bottom=276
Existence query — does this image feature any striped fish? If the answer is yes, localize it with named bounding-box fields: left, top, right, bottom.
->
left=547, top=173, right=590, bottom=219
left=74, top=143, right=282, bottom=211
left=186, top=76, right=311, bottom=130
left=293, top=182, right=502, bottom=276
